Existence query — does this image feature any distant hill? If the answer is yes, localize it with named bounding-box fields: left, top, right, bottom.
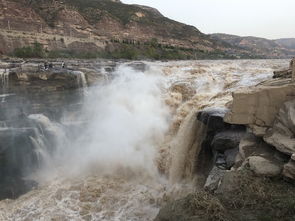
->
left=211, top=33, right=295, bottom=59
left=0, top=0, right=292, bottom=59
left=0, top=0, right=234, bottom=59
left=275, top=38, right=295, bottom=50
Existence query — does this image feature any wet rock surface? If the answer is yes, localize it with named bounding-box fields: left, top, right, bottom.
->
left=0, top=59, right=113, bottom=200
left=192, top=108, right=247, bottom=188
left=212, top=130, right=246, bottom=151
left=197, top=108, right=230, bottom=132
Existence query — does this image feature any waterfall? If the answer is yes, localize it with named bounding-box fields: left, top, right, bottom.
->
left=0, top=69, right=9, bottom=87
left=0, top=69, right=9, bottom=102
left=169, top=110, right=207, bottom=183
left=29, top=130, right=51, bottom=168
left=73, top=71, right=88, bottom=88
left=28, top=114, right=68, bottom=167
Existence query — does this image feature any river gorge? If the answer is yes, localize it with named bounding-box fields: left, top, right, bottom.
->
left=0, top=59, right=293, bottom=220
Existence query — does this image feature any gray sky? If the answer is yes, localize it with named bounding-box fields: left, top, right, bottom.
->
left=121, top=0, right=295, bottom=39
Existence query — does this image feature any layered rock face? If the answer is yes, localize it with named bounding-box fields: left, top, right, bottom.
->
left=0, top=0, right=224, bottom=57
left=223, top=77, right=295, bottom=180
left=0, top=0, right=105, bottom=54
left=224, top=80, right=295, bottom=136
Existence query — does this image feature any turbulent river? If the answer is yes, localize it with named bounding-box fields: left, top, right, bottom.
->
left=0, top=59, right=289, bottom=220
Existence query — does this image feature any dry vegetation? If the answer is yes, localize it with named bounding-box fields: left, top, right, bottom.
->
left=156, top=169, right=295, bottom=221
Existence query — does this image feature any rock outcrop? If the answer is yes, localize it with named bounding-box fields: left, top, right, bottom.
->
left=156, top=60, right=295, bottom=221
left=0, top=0, right=237, bottom=59
left=221, top=62, right=295, bottom=182
left=224, top=80, right=295, bottom=136
left=264, top=100, right=295, bottom=155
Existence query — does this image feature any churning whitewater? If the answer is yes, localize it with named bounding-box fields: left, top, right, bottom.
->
left=0, top=59, right=289, bottom=221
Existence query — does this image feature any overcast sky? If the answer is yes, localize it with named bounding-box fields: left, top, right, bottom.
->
left=121, top=0, right=295, bottom=39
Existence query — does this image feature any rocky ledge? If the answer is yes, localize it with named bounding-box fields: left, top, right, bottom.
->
left=224, top=79, right=295, bottom=179
left=0, top=58, right=122, bottom=200
left=156, top=61, right=295, bottom=221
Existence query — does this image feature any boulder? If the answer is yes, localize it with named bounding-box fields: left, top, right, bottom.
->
left=264, top=100, right=295, bottom=155
left=248, top=156, right=282, bottom=177
left=212, top=130, right=246, bottom=152
left=215, top=171, right=240, bottom=195
left=264, top=133, right=295, bottom=155
left=239, top=135, right=277, bottom=160
left=224, top=81, right=295, bottom=136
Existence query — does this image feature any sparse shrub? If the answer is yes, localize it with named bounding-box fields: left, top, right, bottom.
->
left=13, top=42, right=45, bottom=58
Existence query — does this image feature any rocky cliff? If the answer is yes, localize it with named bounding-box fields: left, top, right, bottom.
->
left=0, top=0, right=263, bottom=59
